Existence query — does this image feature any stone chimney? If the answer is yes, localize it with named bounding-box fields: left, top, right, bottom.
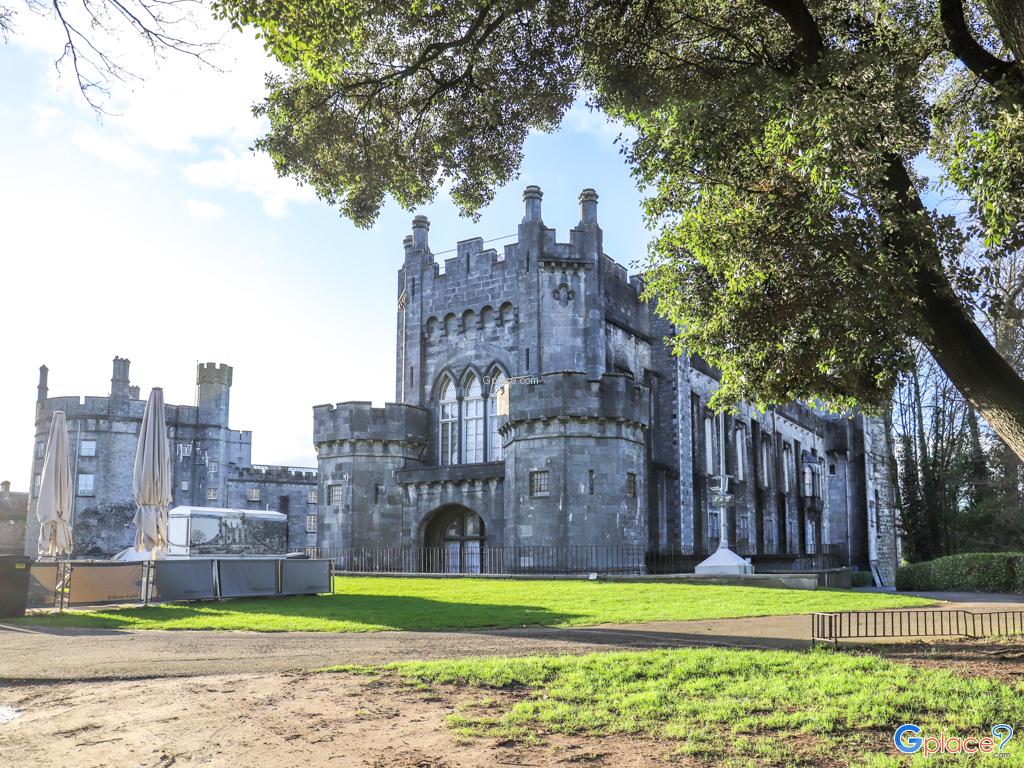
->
left=1, top=480, right=10, bottom=495
left=411, top=215, right=430, bottom=251
left=579, top=188, right=599, bottom=226
left=111, top=356, right=131, bottom=400
left=522, top=185, right=543, bottom=223
left=37, top=365, right=48, bottom=403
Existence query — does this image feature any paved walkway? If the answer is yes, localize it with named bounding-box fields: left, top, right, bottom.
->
left=1, top=594, right=1019, bottom=682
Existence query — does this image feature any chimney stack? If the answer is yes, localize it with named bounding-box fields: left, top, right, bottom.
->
left=579, top=188, right=599, bottom=226
left=411, top=215, right=430, bottom=251
left=522, top=185, right=543, bottom=223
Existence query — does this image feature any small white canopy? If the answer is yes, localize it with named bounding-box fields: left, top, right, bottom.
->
left=36, top=411, right=73, bottom=557
left=133, top=388, right=173, bottom=556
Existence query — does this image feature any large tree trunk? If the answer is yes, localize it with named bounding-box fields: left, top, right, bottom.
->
left=915, top=271, right=1024, bottom=464
left=984, top=0, right=1024, bottom=66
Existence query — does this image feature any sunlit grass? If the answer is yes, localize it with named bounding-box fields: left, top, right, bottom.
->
left=14, top=576, right=933, bottom=633
left=350, top=646, right=1024, bottom=766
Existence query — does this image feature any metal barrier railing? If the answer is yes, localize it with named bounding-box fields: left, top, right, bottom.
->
left=25, top=558, right=333, bottom=611
left=812, top=609, right=1024, bottom=647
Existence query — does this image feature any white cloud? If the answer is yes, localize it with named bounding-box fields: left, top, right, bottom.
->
left=564, top=100, right=636, bottom=143
left=182, top=147, right=315, bottom=217
left=186, top=198, right=226, bottom=220
left=71, top=128, right=158, bottom=173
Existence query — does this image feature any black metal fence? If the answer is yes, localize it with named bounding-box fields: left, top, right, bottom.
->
left=812, top=609, right=1024, bottom=646
left=306, top=543, right=848, bottom=576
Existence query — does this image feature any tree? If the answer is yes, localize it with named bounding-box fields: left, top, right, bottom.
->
left=2, top=1, right=213, bottom=111
left=214, top=0, right=1024, bottom=462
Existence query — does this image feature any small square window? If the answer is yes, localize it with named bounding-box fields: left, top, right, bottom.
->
left=329, top=484, right=344, bottom=504
left=180, top=480, right=190, bottom=492
left=247, top=487, right=261, bottom=502
left=77, top=473, right=95, bottom=496
left=35, top=441, right=45, bottom=458
left=627, top=472, right=637, bottom=498
left=305, top=514, right=318, bottom=534
left=33, top=474, right=41, bottom=496
left=307, top=489, right=318, bottom=504
left=178, top=442, right=193, bottom=458
left=208, top=460, right=218, bottom=474
left=80, top=439, right=97, bottom=457
left=207, top=488, right=218, bottom=501
left=529, top=470, right=549, bottom=497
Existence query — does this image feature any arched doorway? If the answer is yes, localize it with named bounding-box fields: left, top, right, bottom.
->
left=422, top=505, right=486, bottom=574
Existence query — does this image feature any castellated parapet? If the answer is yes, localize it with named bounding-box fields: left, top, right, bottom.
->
left=313, top=402, right=428, bottom=447
left=503, top=372, right=650, bottom=428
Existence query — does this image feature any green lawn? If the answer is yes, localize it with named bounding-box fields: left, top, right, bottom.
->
left=14, top=576, right=933, bottom=632
left=345, top=647, right=1024, bottom=766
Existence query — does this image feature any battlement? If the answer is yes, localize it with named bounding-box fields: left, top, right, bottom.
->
left=504, top=371, right=650, bottom=427
left=232, top=464, right=318, bottom=482
left=313, top=401, right=428, bottom=445
left=197, top=362, right=233, bottom=386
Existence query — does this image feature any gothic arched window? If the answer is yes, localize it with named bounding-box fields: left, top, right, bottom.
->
left=487, top=369, right=507, bottom=461
left=439, top=376, right=459, bottom=465
left=463, top=373, right=484, bottom=463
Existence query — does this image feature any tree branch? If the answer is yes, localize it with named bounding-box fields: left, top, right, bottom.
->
left=939, top=0, right=1024, bottom=102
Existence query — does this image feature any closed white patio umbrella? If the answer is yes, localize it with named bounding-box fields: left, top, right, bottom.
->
left=133, top=388, right=172, bottom=556
left=36, top=411, right=73, bottom=557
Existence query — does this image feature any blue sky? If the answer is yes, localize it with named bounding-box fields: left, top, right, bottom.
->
left=0, top=6, right=650, bottom=484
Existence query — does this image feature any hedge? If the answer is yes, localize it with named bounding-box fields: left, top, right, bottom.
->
left=896, top=552, right=1024, bottom=593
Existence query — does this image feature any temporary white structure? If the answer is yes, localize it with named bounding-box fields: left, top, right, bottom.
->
left=36, top=410, right=73, bottom=557
left=133, top=388, right=173, bottom=556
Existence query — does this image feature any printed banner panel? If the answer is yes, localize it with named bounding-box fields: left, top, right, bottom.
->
left=218, top=559, right=278, bottom=598
left=280, top=559, right=331, bottom=595
left=152, top=560, right=217, bottom=602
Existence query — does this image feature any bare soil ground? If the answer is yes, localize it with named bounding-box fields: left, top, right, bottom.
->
left=0, top=672, right=685, bottom=768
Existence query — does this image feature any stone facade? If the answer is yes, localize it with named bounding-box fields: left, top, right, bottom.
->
left=24, top=359, right=317, bottom=557
left=313, top=186, right=901, bottom=583
left=0, top=480, right=28, bottom=554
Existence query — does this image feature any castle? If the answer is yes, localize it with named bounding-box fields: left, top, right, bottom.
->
left=312, top=186, right=901, bottom=584
left=24, top=358, right=318, bottom=556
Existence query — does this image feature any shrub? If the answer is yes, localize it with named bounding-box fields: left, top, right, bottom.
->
left=896, top=552, right=1024, bottom=593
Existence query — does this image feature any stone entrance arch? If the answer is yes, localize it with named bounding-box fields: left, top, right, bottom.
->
left=422, top=504, right=486, bottom=574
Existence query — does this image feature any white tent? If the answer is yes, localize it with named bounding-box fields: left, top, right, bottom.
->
left=36, top=411, right=73, bottom=557
left=133, top=388, right=173, bottom=556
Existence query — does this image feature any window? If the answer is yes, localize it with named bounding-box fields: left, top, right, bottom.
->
left=734, top=426, right=746, bottom=481
left=33, top=474, right=41, bottom=496
left=627, top=472, right=637, bottom=498
left=208, top=460, right=218, bottom=474
left=207, top=488, right=218, bottom=501
left=703, top=414, right=715, bottom=475
left=79, top=439, right=97, bottom=457
left=802, top=463, right=821, bottom=498
left=35, top=441, right=44, bottom=458
left=307, top=489, right=318, bottom=504
left=488, top=370, right=507, bottom=461
left=463, top=374, right=484, bottom=463
left=180, top=480, right=190, bottom=492
left=247, top=487, right=261, bottom=502
left=782, top=444, right=794, bottom=493
left=177, top=442, right=192, bottom=458
left=588, top=469, right=595, bottom=495
left=305, top=514, right=318, bottom=534
left=529, top=470, right=550, bottom=497
left=329, top=484, right=344, bottom=504
left=77, top=473, right=95, bottom=496
left=525, top=347, right=530, bottom=370
left=439, top=376, right=459, bottom=465
left=761, top=438, right=772, bottom=487
left=374, top=482, right=385, bottom=505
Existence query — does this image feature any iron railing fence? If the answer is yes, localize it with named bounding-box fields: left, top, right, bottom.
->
left=812, top=609, right=1024, bottom=646
left=308, top=543, right=850, bottom=576
left=311, top=544, right=651, bottom=575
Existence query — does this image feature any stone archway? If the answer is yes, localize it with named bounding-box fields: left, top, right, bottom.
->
left=422, top=504, right=486, bottom=574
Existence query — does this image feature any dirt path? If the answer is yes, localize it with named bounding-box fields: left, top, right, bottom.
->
left=0, top=614, right=814, bottom=682
left=2, top=596, right=1018, bottom=682
left=0, top=670, right=681, bottom=768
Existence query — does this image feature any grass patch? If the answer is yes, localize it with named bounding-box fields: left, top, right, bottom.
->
left=366, top=647, right=1024, bottom=766
left=14, top=577, right=933, bottom=633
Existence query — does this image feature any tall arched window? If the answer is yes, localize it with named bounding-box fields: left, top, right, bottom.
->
left=439, top=377, right=459, bottom=465
left=463, top=374, right=484, bottom=463
left=487, top=370, right=507, bottom=461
